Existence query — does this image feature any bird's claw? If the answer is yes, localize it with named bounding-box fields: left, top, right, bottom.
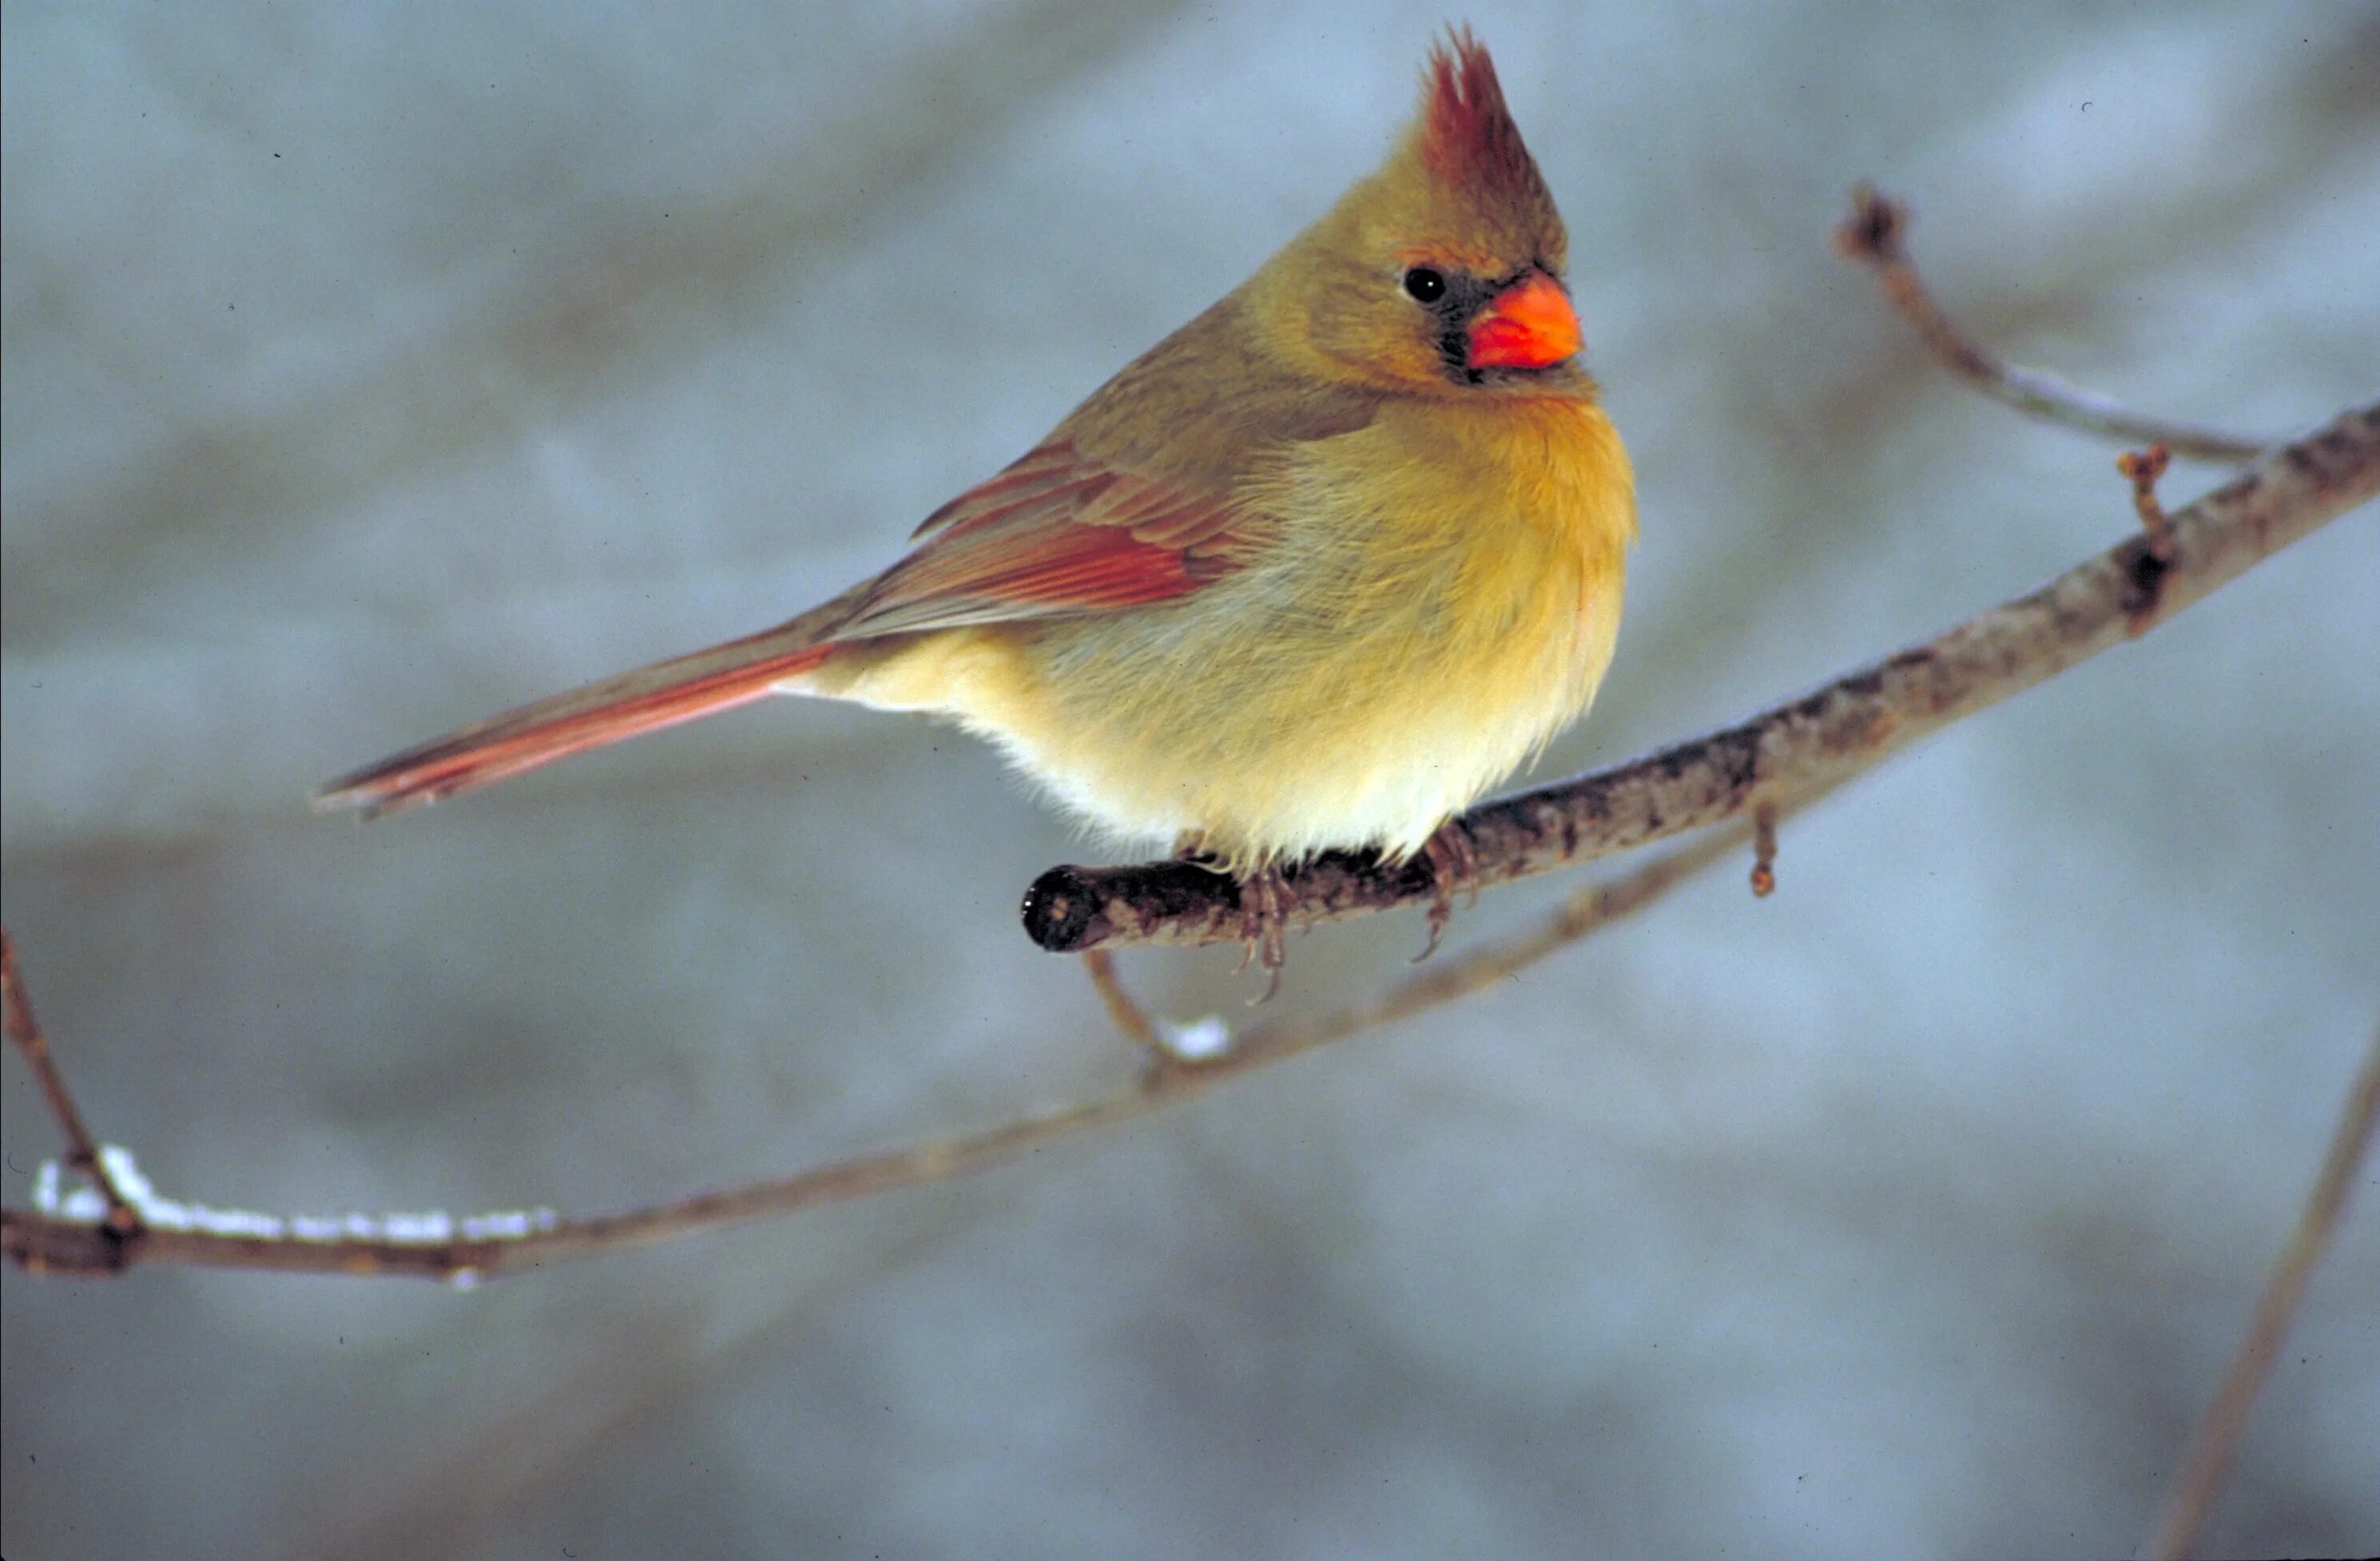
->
left=1234, top=863, right=1292, bottom=1003
left=1413, top=821, right=1481, bottom=962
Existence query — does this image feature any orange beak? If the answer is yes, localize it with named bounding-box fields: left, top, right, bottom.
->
left=1465, top=272, right=1582, bottom=371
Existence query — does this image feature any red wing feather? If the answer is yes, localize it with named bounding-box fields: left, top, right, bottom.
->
left=838, top=440, right=1258, bottom=637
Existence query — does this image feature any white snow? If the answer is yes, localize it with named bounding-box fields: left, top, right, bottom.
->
left=1159, top=1015, right=1233, bottom=1063
left=28, top=1146, right=559, bottom=1248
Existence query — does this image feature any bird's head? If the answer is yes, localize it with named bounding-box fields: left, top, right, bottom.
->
left=1247, top=30, right=1587, bottom=398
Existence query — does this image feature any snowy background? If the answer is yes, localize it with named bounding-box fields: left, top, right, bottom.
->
left=5, top=4, right=2376, bottom=1557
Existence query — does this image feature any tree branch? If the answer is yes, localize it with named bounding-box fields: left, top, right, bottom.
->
left=3, top=931, right=139, bottom=1243
left=0, top=820, right=1738, bottom=1281
left=2145, top=1021, right=2380, bottom=1561
left=1020, top=400, right=2380, bottom=955
left=1834, top=184, right=2273, bottom=462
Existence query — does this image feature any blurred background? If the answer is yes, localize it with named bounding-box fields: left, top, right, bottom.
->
left=4, top=4, right=2375, bottom=1556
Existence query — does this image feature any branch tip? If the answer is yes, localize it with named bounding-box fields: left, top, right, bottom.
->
left=1834, top=181, right=1907, bottom=265
left=1750, top=804, right=1779, bottom=899
left=1836, top=183, right=2269, bottom=461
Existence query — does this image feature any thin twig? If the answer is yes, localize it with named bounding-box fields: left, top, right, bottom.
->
left=2144, top=1023, right=2380, bottom=1561
left=2, top=930, right=139, bottom=1241
left=2120, top=444, right=2180, bottom=633
left=2118, top=443, right=2175, bottom=532
left=1834, top=185, right=2271, bottom=462
left=1020, top=401, right=2380, bottom=955
left=1749, top=802, right=1778, bottom=899
left=1082, top=948, right=1168, bottom=1068
left=0, top=825, right=1732, bottom=1281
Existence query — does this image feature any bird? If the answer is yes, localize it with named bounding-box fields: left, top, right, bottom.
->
left=320, top=30, right=1638, bottom=973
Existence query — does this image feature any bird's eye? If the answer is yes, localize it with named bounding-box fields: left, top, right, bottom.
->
left=1401, top=267, right=1447, bottom=304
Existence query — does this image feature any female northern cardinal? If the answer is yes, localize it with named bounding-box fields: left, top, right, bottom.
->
left=322, top=32, right=1637, bottom=963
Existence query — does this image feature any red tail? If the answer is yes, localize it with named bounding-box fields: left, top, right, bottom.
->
left=316, top=629, right=837, bottom=818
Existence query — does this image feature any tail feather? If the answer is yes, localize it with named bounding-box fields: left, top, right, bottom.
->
left=316, top=626, right=839, bottom=818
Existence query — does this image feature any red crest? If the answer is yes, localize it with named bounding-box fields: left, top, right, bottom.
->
left=1418, top=28, right=1548, bottom=209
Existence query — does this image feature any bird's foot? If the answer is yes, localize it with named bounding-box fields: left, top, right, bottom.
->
left=1413, top=820, right=1482, bottom=962
left=1231, top=862, right=1293, bottom=1003
left=1176, top=837, right=1296, bottom=1001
